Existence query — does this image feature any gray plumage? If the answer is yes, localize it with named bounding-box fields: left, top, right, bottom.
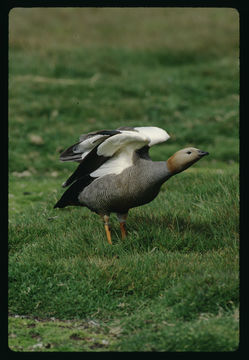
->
left=78, top=157, right=171, bottom=215
left=54, top=126, right=208, bottom=244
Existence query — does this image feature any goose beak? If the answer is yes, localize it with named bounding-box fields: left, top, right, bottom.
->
left=198, top=150, right=209, bottom=157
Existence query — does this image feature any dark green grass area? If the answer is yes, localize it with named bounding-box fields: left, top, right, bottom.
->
left=9, top=167, right=239, bottom=351
left=9, top=8, right=239, bottom=352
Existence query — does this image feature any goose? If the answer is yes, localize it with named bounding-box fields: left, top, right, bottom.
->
left=54, top=126, right=209, bottom=244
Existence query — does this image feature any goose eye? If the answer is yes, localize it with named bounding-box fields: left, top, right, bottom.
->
left=187, top=151, right=191, bottom=154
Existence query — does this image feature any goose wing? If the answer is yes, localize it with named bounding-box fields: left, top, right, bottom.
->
left=60, top=126, right=170, bottom=187
left=90, top=126, right=170, bottom=178
left=132, top=126, right=170, bottom=146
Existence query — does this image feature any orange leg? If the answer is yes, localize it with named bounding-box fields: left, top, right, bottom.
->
left=117, top=213, right=128, bottom=239
left=120, top=222, right=127, bottom=239
left=102, top=215, right=112, bottom=245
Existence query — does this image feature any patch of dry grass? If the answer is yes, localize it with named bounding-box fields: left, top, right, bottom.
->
left=9, top=8, right=238, bottom=55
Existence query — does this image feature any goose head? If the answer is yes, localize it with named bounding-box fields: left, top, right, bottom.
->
left=167, top=147, right=209, bottom=175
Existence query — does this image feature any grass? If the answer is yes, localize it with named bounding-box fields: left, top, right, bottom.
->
left=8, top=316, right=116, bottom=352
left=8, top=8, right=239, bottom=352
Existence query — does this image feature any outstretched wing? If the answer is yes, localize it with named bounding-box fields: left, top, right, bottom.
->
left=59, top=126, right=170, bottom=188
left=90, top=127, right=170, bottom=178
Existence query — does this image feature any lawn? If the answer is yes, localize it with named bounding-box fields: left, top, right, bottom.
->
left=8, top=8, right=239, bottom=352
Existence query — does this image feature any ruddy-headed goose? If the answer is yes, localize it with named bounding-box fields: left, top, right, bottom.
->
left=54, top=126, right=209, bottom=244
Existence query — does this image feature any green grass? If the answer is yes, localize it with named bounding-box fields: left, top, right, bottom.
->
left=8, top=316, right=117, bottom=352
left=9, top=8, right=239, bottom=352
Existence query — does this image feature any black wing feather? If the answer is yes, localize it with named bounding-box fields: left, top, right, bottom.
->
left=135, top=145, right=151, bottom=160
left=62, top=146, right=110, bottom=188
left=60, top=141, right=82, bottom=162
left=54, top=175, right=93, bottom=208
left=60, top=130, right=121, bottom=188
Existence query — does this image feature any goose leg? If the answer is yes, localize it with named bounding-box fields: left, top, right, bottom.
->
left=117, top=213, right=128, bottom=239
left=102, top=215, right=112, bottom=245
left=120, top=222, right=127, bottom=240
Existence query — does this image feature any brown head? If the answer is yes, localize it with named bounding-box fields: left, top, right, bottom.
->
left=167, top=147, right=209, bottom=175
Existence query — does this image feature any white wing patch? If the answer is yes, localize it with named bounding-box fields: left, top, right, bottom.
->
left=134, top=127, right=170, bottom=146
left=91, top=131, right=150, bottom=177
left=91, top=146, right=135, bottom=177
left=96, top=131, right=149, bottom=157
